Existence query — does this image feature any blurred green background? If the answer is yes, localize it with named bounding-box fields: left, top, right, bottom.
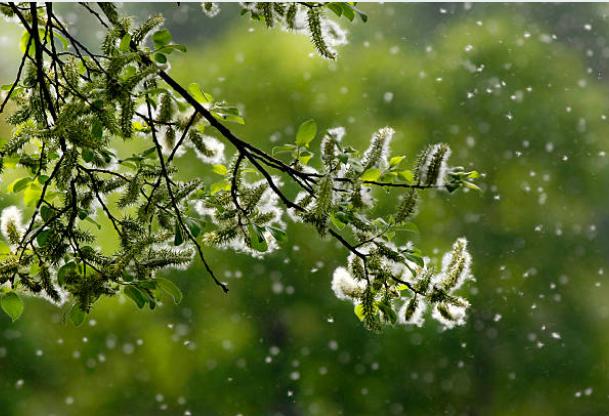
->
left=1, top=3, right=609, bottom=415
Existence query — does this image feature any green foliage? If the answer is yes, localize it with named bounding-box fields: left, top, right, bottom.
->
left=1, top=291, right=23, bottom=321
left=0, top=2, right=477, bottom=331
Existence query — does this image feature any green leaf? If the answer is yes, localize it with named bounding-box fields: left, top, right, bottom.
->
left=154, top=53, right=167, bottom=64
left=248, top=223, right=268, bottom=252
left=69, top=304, right=86, bottom=326
left=124, top=286, right=146, bottom=309
left=10, top=177, right=32, bottom=193
left=0, top=241, right=11, bottom=255
left=467, top=171, right=480, bottom=179
left=340, top=3, right=355, bottom=20
left=398, top=222, right=419, bottom=234
left=156, top=277, right=183, bottom=304
left=36, top=230, right=51, bottom=246
left=184, top=218, right=202, bottom=238
left=389, top=156, right=404, bottom=167
left=157, top=44, right=187, bottom=53
left=187, top=83, right=213, bottom=103
left=212, top=164, right=228, bottom=175
left=82, top=149, right=94, bottom=162
left=272, top=144, right=296, bottom=156
left=345, top=3, right=368, bottom=22
left=19, top=30, right=32, bottom=54
left=399, top=170, right=414, bottom=183
left=151, top=29, right=172, bottom=48
left=210, top=180, right=230, bottom=194
left=354, top=303, right=365, bottom=321
left=377, top=301, right=397, bottom=324
left=464, top=181, right=483, bottom=193
left=174, top=221, right=184, bottom=246
left=52, top=31, right=69, bottom=50
left=85, top=217, right=101, bottom=230
left=40, top=205, right=54, bottom=222
left=327, top=3, right=343, bottom=17
left=267, top=225, right=288, bottom=243
left=119, top=33, right=132, bottom=52
left=1, top=292, right=23, bottom=322
left=405, top=252, right=425, bottom=268
left=361, top=168, right=381, bottom=182
left=57, top=262, right=76, bottom=287
left=295, top=120, right=317, bottom=147
left=297, top=150, right=313, bottom=166
left=331, top=213, right=346, bottom=230
left=23, top=184, right=42, bottom=207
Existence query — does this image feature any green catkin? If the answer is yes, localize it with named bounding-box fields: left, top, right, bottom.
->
left=286, top=4, right=298, bottom=30
left=273, top=2, right=286, bottom=16
left=39, top=264, right=61, bottom=303
left=404, top=295, right=418, bottom=322
left=421, top=143, right=450, bottom=186
left=307, top=8, right=336, bottom=60
left=117, top=175, right=142, bottom=207
left=307, top=175, right=334, bottom=236
left=436, top=303, right=455, bottom=322
left=414, top=145, right=433, bottom=184
left=99, top=3, right=120, bottom=25
left=395, top=189, right=418, bottom=223
left=132, top=14, right=164, bottom=45
left=440, top=238, right=470, bottom=291
left=120, top=97, right=135, bottom=138
left=362, top=285, right=382, bottom=332
left=362, top=127, right=392, bottom=170
left=259, top=3, right=274, bottom=28
left=158, top=94, right=174, bottom=124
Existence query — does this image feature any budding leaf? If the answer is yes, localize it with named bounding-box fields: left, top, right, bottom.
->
left=1, top=292, right=23, bottom=322
left=296, top=120, right=317, bottom=147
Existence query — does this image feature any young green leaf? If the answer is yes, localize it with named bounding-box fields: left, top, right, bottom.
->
left=295, top=120, right=317, bottom=147
left=248, top=223, right=268, bottom=252
left=119, top=33, right=132, bottom=52
left=212, top=165, right=228, bottom=175
left=361, top=168, right=382, bottom=182
left=69, top=304, right=86, bottom=326
left=151, top=29, right=171, bottom=48
left=124, top=286, right=147, bottom=309
left=1, top=292, right=23, bottom=322
left=354, top=303, right=365, bottom=321
left=399, top=170, right=415, bottom=183
left=267, top=225, right=288, bottom=243
left=157, top=277, right=183, bottom=304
